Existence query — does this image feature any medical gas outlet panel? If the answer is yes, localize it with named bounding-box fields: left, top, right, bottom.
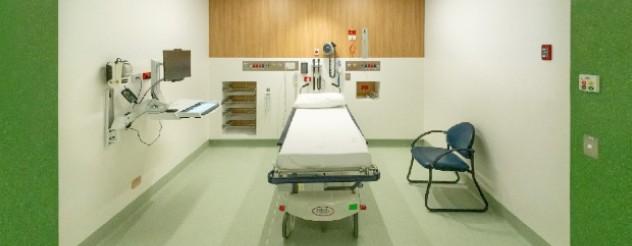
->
left=243, top=61, right=299, bottom=71
left=345, top=61, right=381, bottom=71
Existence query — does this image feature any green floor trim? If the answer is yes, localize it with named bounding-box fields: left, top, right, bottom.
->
left=79, top=142, right=209, bottom=246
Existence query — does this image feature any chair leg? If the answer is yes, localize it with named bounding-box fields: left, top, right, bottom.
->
left=470, top=170, right=489, bottom=212
left=424, top=169, right=489, bottom=213
left=407, top=156, right=460, bottom=184
left=424, top=169, right=433, bottom=210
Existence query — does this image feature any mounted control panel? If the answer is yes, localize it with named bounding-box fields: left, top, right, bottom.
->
left=243, top=61, right=299, bottom=71
left=346, top=61, right=381, bottom=71
left=579, top=74, right=600, bottom=93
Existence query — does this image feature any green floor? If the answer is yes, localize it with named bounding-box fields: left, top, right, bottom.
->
left=95, top=141, right=534, bottom=246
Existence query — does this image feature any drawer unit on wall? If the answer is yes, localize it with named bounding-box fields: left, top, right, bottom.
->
left=222, top=82, right=257, bottom=135
left=213, top=80, right=285, bottom=140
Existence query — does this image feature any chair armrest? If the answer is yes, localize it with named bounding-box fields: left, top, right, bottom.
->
left=410, top=130, right=447, bottom=148
left=430, top=148, right=475, bottom=169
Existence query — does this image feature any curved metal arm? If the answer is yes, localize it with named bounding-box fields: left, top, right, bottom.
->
left=429, top=148, right=475, bottom=169
left=411, top=130, right=447, bottom=148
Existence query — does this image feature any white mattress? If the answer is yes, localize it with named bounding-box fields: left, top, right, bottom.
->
left=276, top=107, right=372, bottom=170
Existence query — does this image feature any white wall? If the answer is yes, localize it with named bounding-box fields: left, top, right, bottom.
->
left=423, top=0, right=570, bottom=245
left=59, top=0, right=210, bottom=245
left=208, top=58, right=425, bottom=140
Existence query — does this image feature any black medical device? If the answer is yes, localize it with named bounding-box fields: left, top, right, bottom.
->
left=312, top=59, right=316, bottom=91
left=317, top=59, right=322, bottom=90
left=121, top=88, right=138, bottom=103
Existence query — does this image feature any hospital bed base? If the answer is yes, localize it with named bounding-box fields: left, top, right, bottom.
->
left=269, top=167, right=378, bottom=239
left=278, top=186, right=363, bottom=239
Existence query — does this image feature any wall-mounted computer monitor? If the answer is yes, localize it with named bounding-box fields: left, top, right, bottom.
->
left=163, top=49, right=191, bottom=82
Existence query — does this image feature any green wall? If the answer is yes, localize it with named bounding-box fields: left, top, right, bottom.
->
left=0, top=0, right=58, bottom=244
left=572, top=1, right=632, bottom=245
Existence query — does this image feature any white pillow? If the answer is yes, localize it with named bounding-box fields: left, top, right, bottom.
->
left=294, top=93, right=346, bottom=109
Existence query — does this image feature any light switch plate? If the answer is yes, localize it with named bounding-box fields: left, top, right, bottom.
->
left=579, top=74, right=600, bottom=93
left=583, top=135, right=599, bottom=159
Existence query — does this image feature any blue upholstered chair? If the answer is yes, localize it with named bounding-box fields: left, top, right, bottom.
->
left=407, top=122, right=488, bottom=212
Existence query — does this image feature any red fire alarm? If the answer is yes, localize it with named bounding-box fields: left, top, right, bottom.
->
left=541, top=44, right=553, bottom=61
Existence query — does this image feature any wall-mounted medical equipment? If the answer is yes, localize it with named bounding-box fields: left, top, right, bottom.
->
left=331, top=60, right=343, bottom=91
left=345, top=61, right=381, bottom=71
left=323, top=42, right=338, bottom=79
left=104, top=49, right=219, bottom=146
left=106, top=58, right=133, bottom=86
left=311, top=59, right=323, bottom=91
left=242, top=61, right=299, bottom=71
left=323, top=42, right=336, bottom=56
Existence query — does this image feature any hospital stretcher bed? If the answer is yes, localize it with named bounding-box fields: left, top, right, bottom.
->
left=267, top=93, right=380, bottom=239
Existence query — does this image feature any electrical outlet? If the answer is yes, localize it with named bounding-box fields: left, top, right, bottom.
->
left=583, top=135, right=599, bottom=159
left=106, top=129, right=119, bottom=146
left=131, top=176, right=142, bottom=189
left=345, top=73, right=351, bottom=81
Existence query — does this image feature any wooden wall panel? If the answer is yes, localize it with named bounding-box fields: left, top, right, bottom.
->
left=209, top=0, right=424, bottom=57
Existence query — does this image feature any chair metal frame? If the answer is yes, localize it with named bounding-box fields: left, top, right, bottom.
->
left=407, top=129, right=489, bottom=212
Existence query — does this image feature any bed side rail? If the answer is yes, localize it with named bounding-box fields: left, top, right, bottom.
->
left=346, top=106, right=367, bottom=143
left=277, top=108, right=297, bottom=146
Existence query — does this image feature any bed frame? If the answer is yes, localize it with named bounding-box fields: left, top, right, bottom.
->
left=269, top=105, right=380, bottom=239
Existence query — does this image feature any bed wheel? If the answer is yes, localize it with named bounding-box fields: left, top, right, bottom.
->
left=282, top=213, right=294, bottom=239
left=352, top=213, right=359, bottom=238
